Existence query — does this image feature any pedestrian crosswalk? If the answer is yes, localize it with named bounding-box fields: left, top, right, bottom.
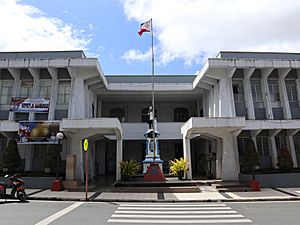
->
left=108, top=203, right=252, bottom=224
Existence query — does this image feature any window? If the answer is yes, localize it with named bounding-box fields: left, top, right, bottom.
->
left=233, top=84, right=239, bottom=94
left=237, top=137, right=249, bottom=156
left=294, top=136, right=300, bottom=154
left=268, top=83, right=280, bottom=102
left=275, top=136, right=287, bottom=152
left=57, top=81, right=70, bottom=105
left=20, top=80, right=33, bottom=97
left=232, top=80, right=244, bottom=102
left=173, top=107, right=189, bottom=122
left=286, top=84, right=298, bottom=102
left=39, top=80, right=52, bottom=99
left=251, top=83, right=263, bottom=102
left=0, top=80, right=14, bottom=106
left=109, top=108, right=125, bottom=122
left=256, top=137, right=269, bottom=156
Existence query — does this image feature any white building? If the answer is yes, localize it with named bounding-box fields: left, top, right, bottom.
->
left=0, top=50, right=300, bottom=184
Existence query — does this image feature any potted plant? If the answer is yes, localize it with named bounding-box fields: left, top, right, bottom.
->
left=169, top=157, right=188, bottom=180
left=120, top=159, right=140, bottom=180
left=241, top=138, right=260, bottom=191
left=2, top=140, right=21, bottom=172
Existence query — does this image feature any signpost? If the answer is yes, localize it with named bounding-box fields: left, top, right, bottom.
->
left=83, top=138, right=88, bottom=200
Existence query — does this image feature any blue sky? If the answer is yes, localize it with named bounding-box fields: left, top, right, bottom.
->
left=1, top=0, right=300, bottom=75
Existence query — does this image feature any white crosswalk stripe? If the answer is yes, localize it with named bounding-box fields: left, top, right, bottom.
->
left=108, top=203, right=252, bottom=224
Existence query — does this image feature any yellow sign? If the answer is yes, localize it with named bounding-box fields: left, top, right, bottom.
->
left=83, top=139, right=88, bottom=152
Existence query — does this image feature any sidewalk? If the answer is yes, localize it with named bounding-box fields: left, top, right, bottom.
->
left=25, top=186, right=300, bottom=202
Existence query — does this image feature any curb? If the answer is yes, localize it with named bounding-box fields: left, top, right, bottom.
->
left=27, top=196, right=300, bottom=203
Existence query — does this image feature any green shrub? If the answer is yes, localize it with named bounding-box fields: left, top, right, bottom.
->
left=2, top=140, right=21, bottom=172
left=169, top=157, right=188, bottom=179
left=120, top=159, right=140, bottom=180
left=277, top=147, right=293, bottom=169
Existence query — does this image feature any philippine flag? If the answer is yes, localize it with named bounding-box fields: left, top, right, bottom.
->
left=138, top=19, right=151, bottom=36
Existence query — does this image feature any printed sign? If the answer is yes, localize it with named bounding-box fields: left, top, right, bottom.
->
left=10, top=97, right=49, bottom=113
left=18, top=121, right=59, bottom=144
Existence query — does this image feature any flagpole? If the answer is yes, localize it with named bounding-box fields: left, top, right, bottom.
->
left=150, top=18, right=156, bottom=162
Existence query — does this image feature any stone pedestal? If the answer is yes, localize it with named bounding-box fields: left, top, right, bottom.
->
left=142, top=129, right=164, bottom=173
left=144, top=163, right=166, bottom=182
left=64, top=154, right=79, bottom=189
left=66, top=154, right=76, bottom=180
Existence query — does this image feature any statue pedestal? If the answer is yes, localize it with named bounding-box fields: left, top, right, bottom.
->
left=144, top=163, right=165, bottom=182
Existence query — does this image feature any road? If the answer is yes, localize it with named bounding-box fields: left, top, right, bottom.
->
left=0, top=200, right=299, bottom=224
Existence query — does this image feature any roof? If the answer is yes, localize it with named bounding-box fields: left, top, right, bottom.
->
left=217, top=51, right=300, bottom=60
left=105, top=75, right=195, bottom=83
left=0, top=50, right=86, bottom=60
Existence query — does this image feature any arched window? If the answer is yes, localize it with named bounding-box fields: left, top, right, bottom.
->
left=173, top=107, right=189, bottom=122
left=141, top=107, right=158, bottom=122
left=109, top=108, right=125, bottom=122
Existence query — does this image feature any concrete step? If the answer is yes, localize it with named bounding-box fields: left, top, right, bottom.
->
left=112, top=186, right=201, bottom=193
left=114, top=181, right=198, bottom=187
left=211, top=181, right=251, bottom=192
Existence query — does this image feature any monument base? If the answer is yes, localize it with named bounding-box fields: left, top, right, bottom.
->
left=144, top=163, right=166, bottom=182
left=143, top=159, right=163, bottom=173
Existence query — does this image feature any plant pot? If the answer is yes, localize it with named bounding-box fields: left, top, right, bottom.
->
left=178, top=170, right=184, bottom=180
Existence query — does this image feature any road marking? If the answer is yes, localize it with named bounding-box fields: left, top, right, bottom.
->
left=108, top=219, right=252, bottom=223
left=115, top=210, right=238, bottom=214
left=112, top=214, right=245, bottom=218
left=108, top=203, right=252, bottom=224
left=120, top=203, right=227, bottom=207
left=118, top=206, right=231, bottom=210
left=35, top=202, right=84, bottom=225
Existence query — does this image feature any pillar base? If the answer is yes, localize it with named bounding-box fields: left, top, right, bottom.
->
left=144, top=163, right=166, bottom=182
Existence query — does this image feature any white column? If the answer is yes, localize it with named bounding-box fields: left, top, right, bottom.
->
left=219, top=78, right=234, bottom=117
left=208, top=88, right=214, bottom=117
left=221, top=132, right=240, bottom=181
left=28, top=68, right=40, bottom=121
left=69, top=133, right=84, bottom=182
left=24, top=145, right=33, bottom=171
left=116, top=137, right=123, bottom=181
left=69, top=76, right=85, bottom=119
left=215, top=139, right=222, bottom=179
left=243, top=69, right=255, bottom=119
left=8, top=69, right=20, bottom=120
left=261, top=69, right=274, bottom=119
left=296, top=69, right=300, bottom=108
left=287, top=129, right=299, bottom=168
left=214, top=83, right=219, bottom=117
left=183, top=132, right=192, bottom=179
left=278, top=69, right=292, bottom=119
left=269, top=129, right=280, bottom=168
left=48, top=68, right=58, bottom=120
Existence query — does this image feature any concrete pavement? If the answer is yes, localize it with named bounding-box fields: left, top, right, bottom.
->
left=23, top=186, right=300, bottom=203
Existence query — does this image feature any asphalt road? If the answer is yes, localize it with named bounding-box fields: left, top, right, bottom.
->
left=0, top=200, right=299, bottom=225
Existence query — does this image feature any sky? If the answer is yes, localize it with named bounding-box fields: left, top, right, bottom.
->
left=1, top=0, right=300, bottom=75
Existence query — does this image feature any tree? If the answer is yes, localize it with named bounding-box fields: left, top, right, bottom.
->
left=241, top=138, right=260, bottom=180
left=2, top=140, right=22, bottom=172
left=277, top=147, right=293, bottom=169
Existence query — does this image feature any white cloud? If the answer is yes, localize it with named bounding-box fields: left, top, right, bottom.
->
left=0, top=0, right=90, bottom=51
left=121, top=0, right=300, bottom=66
left=122, top=48, right=152, bottom=63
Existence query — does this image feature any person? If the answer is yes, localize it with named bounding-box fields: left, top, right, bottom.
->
left=48, top=132, right=57, bottom=143
left=147, top=106, right=154, bottom=129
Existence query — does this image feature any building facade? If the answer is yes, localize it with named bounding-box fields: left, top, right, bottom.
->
left=0, top=51, right=300, bottom=183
